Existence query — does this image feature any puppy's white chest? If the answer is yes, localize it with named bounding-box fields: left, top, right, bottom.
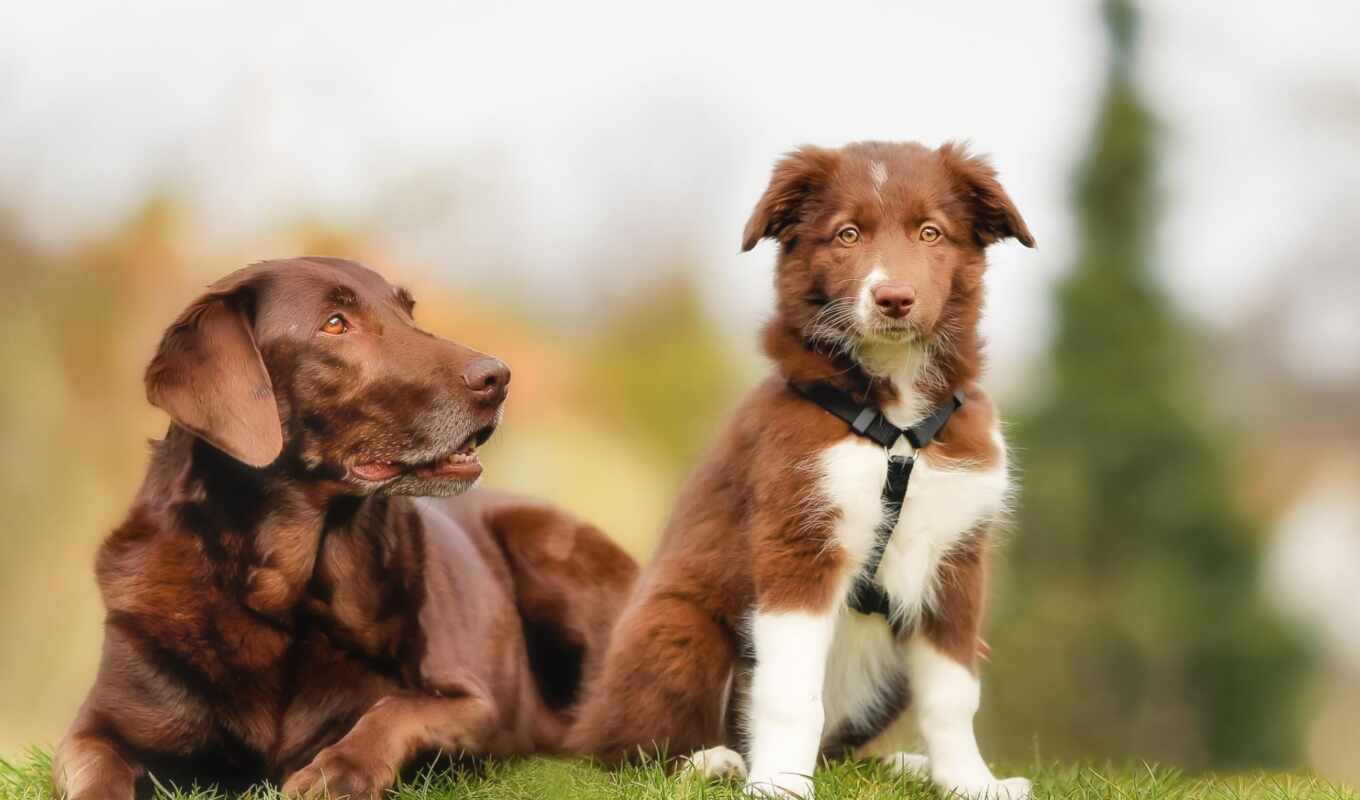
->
left=816, top=430, right=1009, bottom=623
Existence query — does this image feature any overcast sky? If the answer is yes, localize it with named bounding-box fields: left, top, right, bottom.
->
left=2, top=0, right=1357, bottom=388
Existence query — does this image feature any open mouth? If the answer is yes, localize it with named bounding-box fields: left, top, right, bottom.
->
left=350, top=425, right=495, bottom=484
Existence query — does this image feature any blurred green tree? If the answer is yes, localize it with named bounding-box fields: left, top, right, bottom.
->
left=983, top=0, right=1311, bottom=767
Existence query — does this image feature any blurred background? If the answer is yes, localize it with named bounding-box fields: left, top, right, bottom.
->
left=2, top=0, right=1357, bottom=782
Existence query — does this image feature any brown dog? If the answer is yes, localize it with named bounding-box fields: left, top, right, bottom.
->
left=52, top=257, right=638, bottom=799
left=570, top=142, right=1034, bottom=798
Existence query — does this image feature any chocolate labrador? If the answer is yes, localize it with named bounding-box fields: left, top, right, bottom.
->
left=52, top=257, right=638, bottom=799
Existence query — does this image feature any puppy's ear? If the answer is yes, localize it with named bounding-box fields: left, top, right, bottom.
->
left=939, top=142, right=1035, bottom=249
left=741, top=145, right=839, bottom=252
left=145, top=275, right=283, bottom=467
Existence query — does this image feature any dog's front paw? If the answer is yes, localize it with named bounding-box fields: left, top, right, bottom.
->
left=879, top=751, right=931, bottom=778
left=936, top=776, right=1031, bottom=800
left=745, top=770, right=814, bottom=798
left=679, top=746, right=747, bottom=781
left=282, top=746, right=394, bottom=799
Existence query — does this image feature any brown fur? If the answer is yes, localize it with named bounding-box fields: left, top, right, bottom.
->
left=52, top=258, right=638, bottom=799
left=569, top=141, right=1032, bottom=766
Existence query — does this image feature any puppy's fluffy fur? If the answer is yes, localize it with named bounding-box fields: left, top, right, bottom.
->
left=570, top=142, right=1035, bottom=799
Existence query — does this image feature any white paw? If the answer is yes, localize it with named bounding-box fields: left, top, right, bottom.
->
left=938, top=776, right=1032, bottom=800
left=745, top=771, right=814, bottom=798
left=678, top=746, right=747, bottom=781
left=880, top=751, right=931, bottom=778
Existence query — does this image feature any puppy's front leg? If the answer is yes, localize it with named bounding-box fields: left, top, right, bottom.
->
left=744, top=607, right=837, bottom=798
left=742, top=512, right=848, bottom=798
left=283, top=690, right=496, bottom=799
left=906, top=544, right=1029, bottom=800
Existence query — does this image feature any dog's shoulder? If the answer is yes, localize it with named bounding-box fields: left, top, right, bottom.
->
left=96, top=504, right=221, bottom=615
left=94, top=501, right=299, bottom=689
left=634, top=376, right=863, bottom=615
left=930, top=381, right=1004, bottom=468
left=712, top=375, right=865, bottom=497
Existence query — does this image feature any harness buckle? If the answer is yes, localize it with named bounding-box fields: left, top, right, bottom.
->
left=850, top=407, right=878, bottom=435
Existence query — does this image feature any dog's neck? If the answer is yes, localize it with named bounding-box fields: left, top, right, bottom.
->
left=763, top=315, right=980, bottom=427
left=857, top=339, right=940, bottom=428
left=145, top=427, right=394, bottom=619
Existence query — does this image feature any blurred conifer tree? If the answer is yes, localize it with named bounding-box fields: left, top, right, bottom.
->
left=983, top=0, right=1310, bottom=767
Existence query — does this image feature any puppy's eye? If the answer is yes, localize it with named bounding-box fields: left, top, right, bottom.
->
left=836, top=226, right=861, bottom=245
left=920, top=225, right=942, bottom=243
left=321, top=314, right=349, bottom=335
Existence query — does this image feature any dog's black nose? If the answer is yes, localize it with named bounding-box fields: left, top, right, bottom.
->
left=462, top=357, right=510, bottom=405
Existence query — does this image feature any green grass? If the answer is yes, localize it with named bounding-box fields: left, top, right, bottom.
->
left=3, top=749, right=1354, bottom=800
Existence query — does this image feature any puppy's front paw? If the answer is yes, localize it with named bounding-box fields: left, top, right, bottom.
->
left=678, top=746, right=747, bottom=781
left=745, top=770, right=814, bottom=798
left=879, top=751, right=931, bottom=778
left=937, top=776, right=1031, bottom=800
left=282, top=746, right=394, bottom=799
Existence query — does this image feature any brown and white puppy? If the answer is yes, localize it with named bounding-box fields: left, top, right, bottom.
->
left=569, top=142, right=1034, bottom=798
left=52, top=258, right=638, bottom=799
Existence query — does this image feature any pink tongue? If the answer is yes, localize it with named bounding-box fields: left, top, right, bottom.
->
left=353, top=462, right=402, bottom=481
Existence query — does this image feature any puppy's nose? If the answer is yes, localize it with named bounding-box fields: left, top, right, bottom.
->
left=873, top=284, right=916, bottom=318
left=462, top=358, right=510, bottom=405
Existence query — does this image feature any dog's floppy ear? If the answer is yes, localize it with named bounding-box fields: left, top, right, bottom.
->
left=145, top=273, right=283, bottom=467
left=741, top=145, right=840, bottom=252
left=939, top=142, right=1035, bottom=249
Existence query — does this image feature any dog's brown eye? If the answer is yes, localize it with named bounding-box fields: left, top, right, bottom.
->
left=837, top=227, right=861, bottom=245
left=321, top=314, right=349, bottom=335
left=920, top=225, right=942, bottom=243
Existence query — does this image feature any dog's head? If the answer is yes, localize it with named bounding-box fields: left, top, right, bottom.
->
left=145, top=257, right=508, bottom=496
left=743, top=141, right=1033, bottom=363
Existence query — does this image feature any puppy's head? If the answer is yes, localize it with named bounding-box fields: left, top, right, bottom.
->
left=145, top=257, right=508, bottom=496
left=743, top=141, right=1033, bottom=360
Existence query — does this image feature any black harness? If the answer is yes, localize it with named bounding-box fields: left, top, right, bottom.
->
left=792, top=382, right=965, bottom=627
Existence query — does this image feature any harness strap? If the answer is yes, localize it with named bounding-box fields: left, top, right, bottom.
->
left=791, top=383, right=965, bottom=628
left=794, top=383, right=905, bottom=449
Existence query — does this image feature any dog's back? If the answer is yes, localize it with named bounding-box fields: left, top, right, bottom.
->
left=435, top=490, right=640, bottom=747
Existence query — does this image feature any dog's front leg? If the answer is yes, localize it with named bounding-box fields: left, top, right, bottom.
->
left=283, top=690, right=496, bottom=799
left=52, top=729, right=140, bottom=800
left=743, top=604, right=837, bottom=798
left=742, top=513, right=848, bottom=799
left=902, top=543, right=1030, bottom=800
